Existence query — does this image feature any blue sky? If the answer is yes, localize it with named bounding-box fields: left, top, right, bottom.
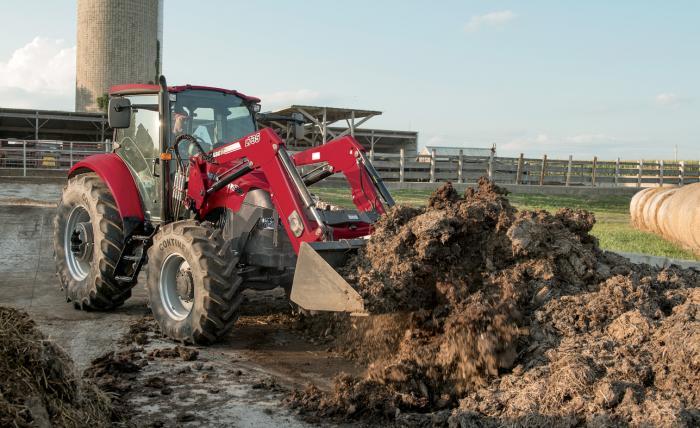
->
left=0, top=1, right=698, bottom=160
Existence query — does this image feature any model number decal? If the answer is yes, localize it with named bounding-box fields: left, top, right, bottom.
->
left=244, top=133, right=261, bottom=147
left=212, top=132, right=260, bottom=157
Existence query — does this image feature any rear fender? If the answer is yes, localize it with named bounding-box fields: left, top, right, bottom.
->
left=69, top=153, right=145, bottom=235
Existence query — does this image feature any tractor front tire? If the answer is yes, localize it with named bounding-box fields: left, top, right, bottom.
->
left=146, top=220, right=243, bottom=344
left=53, top=173, right=132, bottom=310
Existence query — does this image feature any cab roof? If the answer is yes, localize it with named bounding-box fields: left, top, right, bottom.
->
left=109, top=84, right=261, bottom=103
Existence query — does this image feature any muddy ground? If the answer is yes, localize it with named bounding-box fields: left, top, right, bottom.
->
left=76, top=294, right=362, bottom=428
left=0, top=198, right=364, bottom=427
left=1, top=289, right=359, bottom=427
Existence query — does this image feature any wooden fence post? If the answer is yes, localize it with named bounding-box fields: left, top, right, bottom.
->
left=399, top=148, right=405, bottom=183
left=565, top=155, right=573, bottom=186
left=539, top=154, right=547, bottom=186
left=488, top=147, right=495, bottom=182
left=457, top=149, right=463, bottom=183
left=658, top=160, right=664, bottom=187
left=515, top=153, right=524, bottom=185
left=678, top=160, right=684, bottom=186
left=614, top=157, right=620, bottom=187
left=430, top=148, right=436, bottom=183
left=637, top=160, right=643, bottom=188
left=591, top=156, right=598, bottom=187
left=22, top=141, right=27, bottom=177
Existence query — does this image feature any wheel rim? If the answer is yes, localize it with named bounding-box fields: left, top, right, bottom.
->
left=159, top=253, right=194, bottom=321
left=64, top=205, right=93, bottom=281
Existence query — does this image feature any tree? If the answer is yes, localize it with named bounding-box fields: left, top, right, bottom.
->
left=96, top=93, right=109, bottom=112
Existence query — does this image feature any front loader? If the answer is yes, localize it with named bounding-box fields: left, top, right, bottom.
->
left=53, top=76, right=393, bottom=343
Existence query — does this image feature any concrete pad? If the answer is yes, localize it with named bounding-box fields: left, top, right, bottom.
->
left=0, top=207, right=51, bottom=273
left=616, top=251, right=700, bottom=271
left=0, top=204, right=150, bottom=368
left=0, top=181, right=62, bottom=205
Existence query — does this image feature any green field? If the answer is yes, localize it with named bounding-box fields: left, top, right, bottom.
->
left=312, top=187, right=699, bottom=261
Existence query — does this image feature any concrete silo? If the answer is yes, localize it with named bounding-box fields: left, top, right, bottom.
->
left=75, top=0, right=163, bottom=112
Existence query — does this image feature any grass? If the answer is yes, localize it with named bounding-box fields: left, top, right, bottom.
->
left=311, top=186, right=699, bottom=261
left=507, top=194, right=699, bottom=261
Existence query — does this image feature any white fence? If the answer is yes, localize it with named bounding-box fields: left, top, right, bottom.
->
left=0, top=140, right=112, bottom=176
left=2, top=140, right=699, bottom=188
left=369, top=149, right=700, bottom=187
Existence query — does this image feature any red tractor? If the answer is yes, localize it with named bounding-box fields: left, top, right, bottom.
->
left=54, top=77, right=393, bottom=343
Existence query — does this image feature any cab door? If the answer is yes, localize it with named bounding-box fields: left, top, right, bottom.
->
left=114, top=94, right=162, bottom=221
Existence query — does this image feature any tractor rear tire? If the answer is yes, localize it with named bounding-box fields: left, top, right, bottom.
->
left=53, top=173, right=133, bottom=310
left=146, top=220, right=243, bottom=344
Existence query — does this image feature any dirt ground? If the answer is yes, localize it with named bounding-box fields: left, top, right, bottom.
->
left=0, top=198, right=363, bottom=427
left=77, top=292, right=363, bottom=427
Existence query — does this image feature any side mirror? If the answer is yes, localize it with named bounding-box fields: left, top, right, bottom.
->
left=291, top=113, right=304, bottom=141
left=108, top=97, right=132, bottom=129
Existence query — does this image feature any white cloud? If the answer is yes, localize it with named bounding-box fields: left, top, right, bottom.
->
left=566, top=134, right=619, bottom=144
left=654, top=92, right=692, bottom=107
left=0, top=37, right=75, bottom=109
left=0, top=37, right=75, bottom=94
left=259, top=89, right=321, bottom=110
left=501, top=133, right=550, bottom=152
left=500, top=133, right=644, bottom=158
left=655, top=93, right=677, bottom=106
left=464, top=10, right=516, bottom=33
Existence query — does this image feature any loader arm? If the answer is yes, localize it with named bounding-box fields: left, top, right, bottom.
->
left=185, top=128, right=390, bottom=253
left=183, top=128, right=395, bottom=314
left=292, top=136, right=395, bottom=214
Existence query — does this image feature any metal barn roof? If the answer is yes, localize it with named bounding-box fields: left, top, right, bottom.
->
left=0, top=107, right=108, bottom=141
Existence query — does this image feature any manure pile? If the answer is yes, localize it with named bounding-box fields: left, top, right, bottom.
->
left=288, top=179, right=700, bottom=427
left=0, top=307, right=112, bottom=428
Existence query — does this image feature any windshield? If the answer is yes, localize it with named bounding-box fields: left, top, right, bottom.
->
left=170, top=89, right=256, bottom=157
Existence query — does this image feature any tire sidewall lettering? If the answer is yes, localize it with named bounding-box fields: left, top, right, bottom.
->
left=158, top=237, right=187, bottom=253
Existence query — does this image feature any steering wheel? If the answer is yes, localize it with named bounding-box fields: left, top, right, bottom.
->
left=174, top=134, right=212, bottom=163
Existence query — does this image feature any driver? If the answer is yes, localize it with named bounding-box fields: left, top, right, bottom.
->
left=172, top=106, right=190, bottom=136
left=172, top=106, right=214, bottom=157
left=171, top=107, right=201, bottom=158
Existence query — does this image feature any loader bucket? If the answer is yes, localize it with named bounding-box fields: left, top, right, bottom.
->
left=290, top=240, right=367, bottom=315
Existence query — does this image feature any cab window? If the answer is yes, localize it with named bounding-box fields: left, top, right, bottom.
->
left=115, top=94, right=161, bottom=220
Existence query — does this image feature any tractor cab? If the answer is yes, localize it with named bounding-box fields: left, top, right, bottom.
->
left=108, top=84, right=261, bottom=222
left=168, top=88, right=257, bottom=158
